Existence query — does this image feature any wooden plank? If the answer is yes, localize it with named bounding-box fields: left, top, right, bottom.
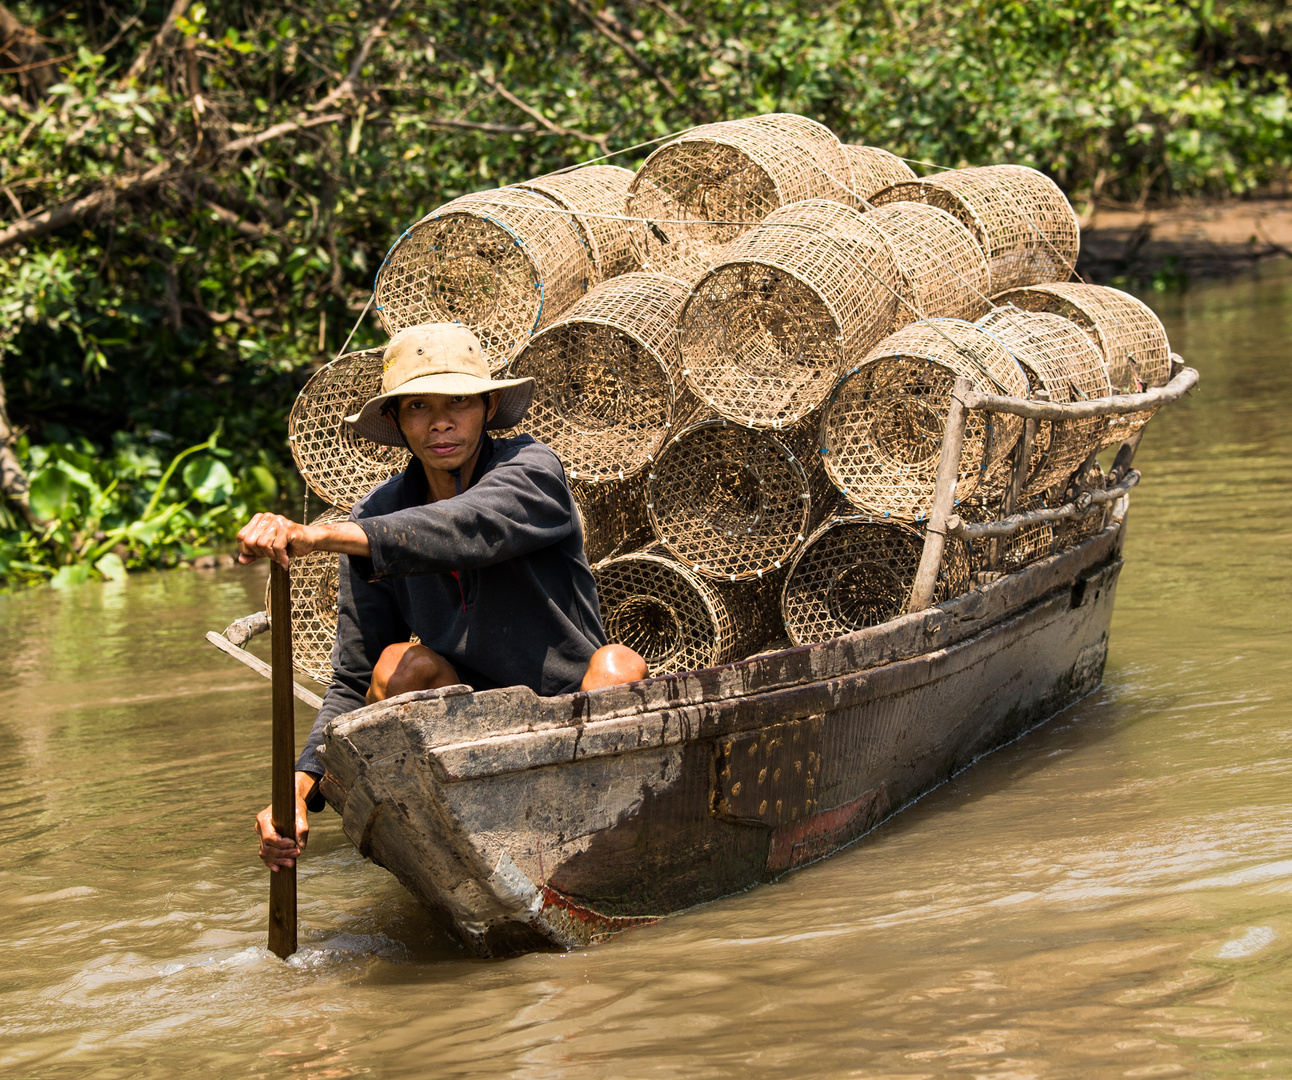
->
left=204, top=631, right=324, bottom=710
left=909, top=376, right=970, bottom=612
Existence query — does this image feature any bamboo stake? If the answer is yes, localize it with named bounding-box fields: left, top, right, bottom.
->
left=908, top=377, right=970, bottom=613
left=267, top=562, right=297, bottom=959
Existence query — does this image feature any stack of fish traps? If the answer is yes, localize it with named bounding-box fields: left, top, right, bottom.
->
left=282, top=112, right=1175, bottom=682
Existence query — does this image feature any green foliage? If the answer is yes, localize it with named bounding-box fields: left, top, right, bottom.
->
left=0, top=424, right=279, bottom=588
left=0, top=0, right=1288, bottom=587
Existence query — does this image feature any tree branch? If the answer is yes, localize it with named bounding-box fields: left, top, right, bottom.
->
left=310, top=0, right=402, bottom=112
left=0, top=368, right=36, bottom=524
left=0, top=3, right=56, bottom=97
left=0, top=113, right=343, bottom=250
left=203, top=199, right=268, bottom=239
left=431, top=39, right=609, bottom=151
left=124, top=0, right=190, bottom=82
left=568, top=0, right=678, bottom=100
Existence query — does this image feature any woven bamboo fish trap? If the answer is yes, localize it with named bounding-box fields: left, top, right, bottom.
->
left=264, top=508, right=345, bottom=683
left=289, top=349, right=411, bottom=510
left=865, top=202, right=992, bottom=328
left=625, top=113, right=854, bottom=281
left=954, top=494, right=1057, bottom=576
left=646, top=416, right=834, bottom=581
left=374, top=187, right=591, bottom=370
left=518, top=165, right=637, bottom=282
left=678, top=198, right=900, bottom=429
left=781, top=516, right=973, bottom=646
left=841, top=144, right=917, bottom=205
left=975, top=308, right=1111, bottom=495
left=572, top=478, right=653, bottom=564
left=593, top=546, right=782, bottom=675
left=870, top=165, right=1080, bottom=293
left=507, top=273, right=692, bottom=482
left=820, top=319, right=1028, bottom=521
left=990, top=282, right=1172, bottom=448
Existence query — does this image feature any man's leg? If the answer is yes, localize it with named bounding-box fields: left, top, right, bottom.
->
left=367, top=642, right=461, bottom=703
left=580, top=643, right=649, bottom=691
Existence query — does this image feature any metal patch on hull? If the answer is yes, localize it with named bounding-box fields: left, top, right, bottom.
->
left=713, top=716, right=825, bottom=826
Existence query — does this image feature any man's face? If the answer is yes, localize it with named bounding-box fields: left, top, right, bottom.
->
left=396, top=392, right=500, bottom=475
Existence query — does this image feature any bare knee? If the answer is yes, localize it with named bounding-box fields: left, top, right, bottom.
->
left=581, top=643, right=648, bottom=691
left=367, top=643, right=459, bottom=703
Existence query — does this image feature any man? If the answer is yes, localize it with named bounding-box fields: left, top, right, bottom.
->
left=236, top=323, right=647, bottom=872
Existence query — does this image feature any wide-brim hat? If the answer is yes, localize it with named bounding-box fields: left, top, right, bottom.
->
left=344, top=323, right=535, bottom=447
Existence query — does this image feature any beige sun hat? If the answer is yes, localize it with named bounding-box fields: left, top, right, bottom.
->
left=344, top=323, right=535, bottom=446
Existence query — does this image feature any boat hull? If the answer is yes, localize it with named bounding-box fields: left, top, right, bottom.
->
left=318, top=517, right=1126, bottom=955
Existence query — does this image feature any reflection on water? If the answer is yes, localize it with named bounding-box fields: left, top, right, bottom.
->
left=2, top=265, right=1291, bottom=1078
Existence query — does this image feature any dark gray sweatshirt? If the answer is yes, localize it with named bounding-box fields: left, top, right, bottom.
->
left=295, top=434, right=607, bottom=783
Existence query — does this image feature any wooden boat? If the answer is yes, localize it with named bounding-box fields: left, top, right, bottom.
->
left=300, top=367, right=1198, bottom=956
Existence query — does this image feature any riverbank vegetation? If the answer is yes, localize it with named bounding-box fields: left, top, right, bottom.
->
left=1, top=0, right=1289, bottom=585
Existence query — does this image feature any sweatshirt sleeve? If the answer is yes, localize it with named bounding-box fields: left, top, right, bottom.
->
left=354, top=443, right=574, bottom=580
left=294, top=551, right=408, bottom=794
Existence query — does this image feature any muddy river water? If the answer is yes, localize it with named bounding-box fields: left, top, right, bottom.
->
left=2, top=266, right=1291, bottom=1078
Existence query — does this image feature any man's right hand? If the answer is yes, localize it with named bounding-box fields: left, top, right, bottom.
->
left=255, top=771, right=317, bottom=871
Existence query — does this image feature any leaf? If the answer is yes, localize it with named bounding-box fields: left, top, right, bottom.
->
left=28, top=468, right=72, bottom=522
left=249, top=465, right=279, bottom=502
left=94, top=552, right=128, bottom=582
left=49, top=563, right=92, bottom=589
left=183, top=457, right=236, bottom=504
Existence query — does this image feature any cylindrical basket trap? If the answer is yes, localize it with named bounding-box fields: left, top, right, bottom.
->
left=519, top=165, right=636, bottom=282
left=975, top=308, right=1111, bottom=496
left=842, top=144, right=917, bottom=206
left=289, top=349, right=411, bottom=510
left=678, top=198, right=901, bottom=429
left=626, top=113, right=854, bottom=281
left=572, top=478, right=653, bottom=564
left=820, top=319, right=1028, bottom=521
left=781, top=516, right=973, bottom=645
left=990, top=282, right=1172, bottom=448
left=646, top=416, right=834, bottom=581
left=865, top=202, right=992, bottom=327
left=508, top=273, right=692, bottom=481
left=870, top=165, right=1080, bottom=293
left=265, top=508, right=346, bottom=683
left=374, top=186, right=592, bottom=369
left=593, top=546, right=783, bottom=675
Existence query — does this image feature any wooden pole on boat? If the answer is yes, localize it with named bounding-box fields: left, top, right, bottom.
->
left=267, top=561, right=298, bottom=959
left=909, top=377, right=971, bottom=613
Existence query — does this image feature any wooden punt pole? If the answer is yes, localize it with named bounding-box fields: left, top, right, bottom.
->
left=267, top=561, right=297, bottom=959
left=908, top=377, right=970, bottom=613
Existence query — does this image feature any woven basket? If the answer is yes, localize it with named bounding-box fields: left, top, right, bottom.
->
left=646, top=416, right=834, bottom=581
left=820, top=319, right=1028, bottom=521
left=781, top=515, right=973, bottom=645
left=990, top=282, right=1172, bottom=448
left=842, top=144, right=917, bottom=205
left=678, top=198, right=900, bottom=429
left=289, top=349, right=411, bottom=510
left=975, top=308, right=1111, bottom=495
left=593, top=546, right=783, bottom=675
left=507, top=273, right=692, bottom=481
left=870, top=165, right=1080, bottom=293
left=519, top=165, right=637, bottom=282
left=374, top=187, right=591, bottom=370
left=865, top=202, right=992, bottom=327
left=625, top=113, right=854, bottom=280
left=572, top=478, right=653, bottom=564
left=264, top=507, right=345, bottom=683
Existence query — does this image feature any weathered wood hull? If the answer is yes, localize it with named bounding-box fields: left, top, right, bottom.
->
left=317, top=514, right=1127, bottom=956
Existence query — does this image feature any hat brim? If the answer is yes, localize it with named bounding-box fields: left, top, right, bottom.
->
left=344, top=371, right=535, bottom=447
